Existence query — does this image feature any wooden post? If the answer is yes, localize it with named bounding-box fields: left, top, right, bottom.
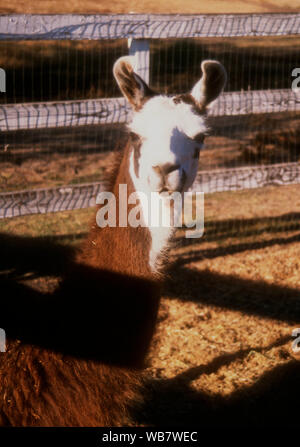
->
left=128, top=38, right=150, bottom=85
left=0, top=68, right=6, bottom=93
left=0, top=328, right=6, bottom=352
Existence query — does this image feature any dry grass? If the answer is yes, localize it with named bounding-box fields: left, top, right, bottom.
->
left=2, top=35, right=299, bottom=107
left=145, top=184, right=300, bottom=425
left=0, top=0, right=296, bottom=14
left=0, top=0, right=299, bottom=14
left=1, top=111, right=300, bottom=193
left=0, top=151, right=114, bottom=192
left=1, top=184, right=300, bottom=426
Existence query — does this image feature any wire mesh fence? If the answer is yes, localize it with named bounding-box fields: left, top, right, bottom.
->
left=0, top=13, right=299, bottom=244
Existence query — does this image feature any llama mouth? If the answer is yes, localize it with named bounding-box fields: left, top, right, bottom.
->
left=158, top=188, right=174, bottom=195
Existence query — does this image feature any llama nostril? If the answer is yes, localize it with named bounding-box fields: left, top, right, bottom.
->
left=152, top=165, right=162, bottom=176
left=153, top=163, right=180, bottom=176
left=159, top=187, right=170, bottom=194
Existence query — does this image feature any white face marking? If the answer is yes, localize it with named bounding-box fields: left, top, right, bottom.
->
left=128, top=95, right=208, bottom=271
left=130, top=95, right=206, bottom=195
left=129, top=150, right=177, bottom=271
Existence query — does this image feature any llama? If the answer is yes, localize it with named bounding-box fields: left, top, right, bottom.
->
left=0, top=56, right=226, bottom=426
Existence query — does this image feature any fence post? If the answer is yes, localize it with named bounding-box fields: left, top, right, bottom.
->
left=0, top=328, right=6, bottom=352
left=0, top=68, right=6, bottom=93
left=128, top=38, right=150, bottom=85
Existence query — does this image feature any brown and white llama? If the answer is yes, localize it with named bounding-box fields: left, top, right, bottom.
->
left=0, top=57, right=226, bottom=426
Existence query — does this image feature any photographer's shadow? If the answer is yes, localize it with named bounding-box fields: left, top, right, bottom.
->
left=0, top=232, right=159, bottom=368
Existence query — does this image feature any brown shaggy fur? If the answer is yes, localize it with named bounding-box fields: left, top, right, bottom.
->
left=0, top=138, right=162, bottom=426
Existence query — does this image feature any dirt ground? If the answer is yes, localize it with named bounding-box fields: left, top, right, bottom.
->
left=1, top=183, right=300, bottom=426
left=0, top=0, right=299, bottom=14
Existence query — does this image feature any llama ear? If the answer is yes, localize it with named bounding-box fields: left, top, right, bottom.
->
left=191, top=60, right=227, bottom=109
left=113, top=56, right=154, bottom=111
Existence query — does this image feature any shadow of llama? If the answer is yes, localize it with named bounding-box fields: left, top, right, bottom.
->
left=0, top=56, right=226, bottom=426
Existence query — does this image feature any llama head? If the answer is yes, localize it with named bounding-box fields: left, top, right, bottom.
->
left=113, top=56, right=227, bottom=195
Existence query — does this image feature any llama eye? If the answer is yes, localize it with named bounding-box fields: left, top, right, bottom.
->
left=193, top=133, right=205, bottom=144
left=193, top=147, right=201, bottom=159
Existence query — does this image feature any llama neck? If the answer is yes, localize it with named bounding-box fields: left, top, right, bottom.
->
left=80, top=135, right=176, bottom=275
left=80, top=140, right=153, bottom=278
left=72, top=139, right=162, bottom=368
left=128, top=141, right=176, bottom=272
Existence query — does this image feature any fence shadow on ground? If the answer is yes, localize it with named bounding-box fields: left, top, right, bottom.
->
left=0, top=228, right=300, bottom=426
left=1, top=215, right=300, bottom=323
left=0, top=231, right=160, bottom=367
left=176, top=211, right=300, bottom=247
left=0, top=231, right=80, bottom=279
left=138, top=354, right=300, bottom=427
left=164, top=263, right=300, bottom=324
